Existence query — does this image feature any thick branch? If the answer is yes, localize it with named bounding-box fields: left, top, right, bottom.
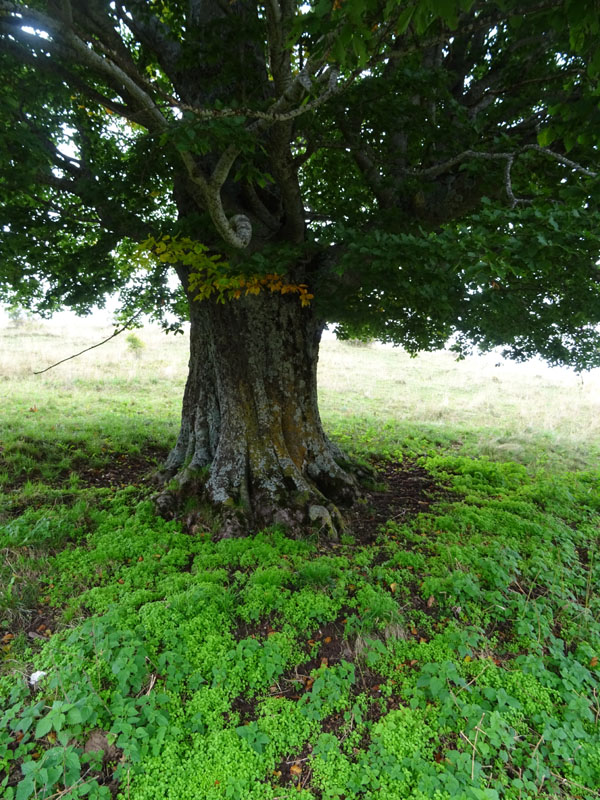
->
left=0, top=2, right=167, bottom=130
left=404, top=145, right=598, bottom=208
left=114, top=1, right=182, bottom=79
left=178, top=149, right=252, bottom=249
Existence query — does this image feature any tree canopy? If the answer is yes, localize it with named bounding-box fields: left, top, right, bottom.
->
left=1, top=0, right=600, bottom=367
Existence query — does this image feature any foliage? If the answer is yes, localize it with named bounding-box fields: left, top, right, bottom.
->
left=1, top=388, right=599, bottom=799
left=136, top=235, right=314, bottom=306
left=0, top=1, right=599, bottom=365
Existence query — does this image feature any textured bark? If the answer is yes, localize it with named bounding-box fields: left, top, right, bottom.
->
left=157, top=291, right=358, bottom=537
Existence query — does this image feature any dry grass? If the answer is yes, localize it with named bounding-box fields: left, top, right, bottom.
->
left=1, top=317, right=598, bottom=471
left=319, top=339, right=600, bottom=439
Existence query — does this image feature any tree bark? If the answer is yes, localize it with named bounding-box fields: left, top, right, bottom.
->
left=156, top=289, right=359, bottom=537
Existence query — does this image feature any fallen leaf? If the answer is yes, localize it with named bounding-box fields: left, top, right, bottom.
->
left=304, top=678, right=314, bottom=690
left=1, top=633, right=14, bottom=643
left=290, top=764, right=302, bottom=778
left=320, top=657, right=329, bottom=667
left=323, top=636, right=332, bottom=644
left=590, top=656, right=598, bottom=668
left=411, top=627, right=418, bottom=635
left=426, top=595, right=435, bottom=608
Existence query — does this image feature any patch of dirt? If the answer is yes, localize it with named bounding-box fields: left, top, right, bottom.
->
left=347, top=458, right=453, bottom=544
left=273, top=741, right=316, bottom=794
left=73, top=447, right=168, bottom=489
left=1, top=603, right=62, bottom=658
left=82, top=730, right=123, bottom=798
left=0, top=445, right=167, bottom=493
left=234, top=615, right=280, bottom=643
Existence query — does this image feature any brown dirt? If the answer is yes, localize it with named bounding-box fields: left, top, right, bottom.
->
left=346, top=457, right=452, bottom=545
left=1, top=602, right=62, bottom=653
left=0, top=446, right=167, bottom=493
left=71, top=447, right=168, bottom=489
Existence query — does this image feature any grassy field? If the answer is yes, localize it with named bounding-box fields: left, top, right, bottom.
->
left=1, top=318, right=599, bottom=800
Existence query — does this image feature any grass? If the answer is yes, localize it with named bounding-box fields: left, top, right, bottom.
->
left=1, top=318, right=599, bottom=800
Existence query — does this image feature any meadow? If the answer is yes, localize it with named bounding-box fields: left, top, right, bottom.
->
left=1, top=317, right=599, bottom=800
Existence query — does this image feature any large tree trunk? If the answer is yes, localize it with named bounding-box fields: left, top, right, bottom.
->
left=156, top=290, right=359, bottom=537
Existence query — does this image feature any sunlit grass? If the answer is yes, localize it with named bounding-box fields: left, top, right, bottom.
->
left=1, top=318, right=598, bottom=485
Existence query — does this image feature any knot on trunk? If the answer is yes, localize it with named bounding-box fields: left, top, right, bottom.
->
left=229, top=214, right=252, bottom=247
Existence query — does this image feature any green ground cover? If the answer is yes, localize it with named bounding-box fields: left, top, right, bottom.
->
left=1, top=321, right=599, bottom=799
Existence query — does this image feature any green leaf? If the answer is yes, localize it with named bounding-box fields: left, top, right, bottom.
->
left=396, top=6, right=415, bottom=34
left=34, top=716, right=53, bottom=739
left=537, top=127, right=556, bottom=147
left=66, top=707, right=83, bottom=725
left=15, top=779, right=35, bottom=800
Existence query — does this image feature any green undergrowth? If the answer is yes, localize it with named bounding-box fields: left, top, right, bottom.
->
left=1, top=451, right=599, bottom=800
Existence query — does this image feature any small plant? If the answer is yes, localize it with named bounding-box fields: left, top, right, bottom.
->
left=126, top=333, right=145, bottom=359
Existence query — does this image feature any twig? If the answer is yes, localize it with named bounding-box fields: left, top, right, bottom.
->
left=47, top=775, right=98, bottom=800
left=549, top=771, right=600, bottom=796
left=459, top=712, right=486, bottom=780
left=144, top=673, right=157, bottom=696
left=403, top=144, right=597, bottom=208
left=33, top=310, right=144, bottom=374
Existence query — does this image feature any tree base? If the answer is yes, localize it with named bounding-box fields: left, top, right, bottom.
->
left=153, top=455, right=366, bottom=541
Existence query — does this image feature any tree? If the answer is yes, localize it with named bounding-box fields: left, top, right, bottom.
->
left=1, top=0, right=599, bottom=535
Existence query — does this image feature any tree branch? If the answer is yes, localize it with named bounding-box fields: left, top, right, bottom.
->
left=403, top=145, right=598, bottom=208
left=178, top=148, right=252, bottom=249
left=0, top=2, right=167, bottom=130
left=114, top=1, right=182, bottom=79
left=33, top=310, right=144, bottom=374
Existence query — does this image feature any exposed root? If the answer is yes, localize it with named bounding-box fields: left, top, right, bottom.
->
left=153, top=451, right=361, bottom=541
